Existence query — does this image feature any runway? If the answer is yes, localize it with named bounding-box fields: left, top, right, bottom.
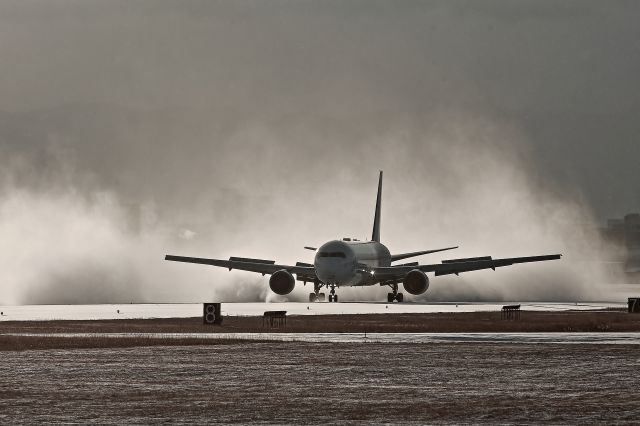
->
left=0, top=301, right=627, bottom=321
left=4, top=331, right=640, bottom=344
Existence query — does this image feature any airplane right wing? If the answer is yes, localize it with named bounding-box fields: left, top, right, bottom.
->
left=372, top=254, right=561, bottom=281
left=165, top=255, right=316, bottom=277
left=423, top=254, right=562, bottom=276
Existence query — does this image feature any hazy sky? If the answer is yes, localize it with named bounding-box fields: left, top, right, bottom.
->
left=1, top=0, right=638, bottom=217
left=0, top=1, right=638, bottom=303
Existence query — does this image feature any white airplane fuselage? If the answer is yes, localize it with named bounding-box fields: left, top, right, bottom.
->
left=314, top=240, right=391, bottom=287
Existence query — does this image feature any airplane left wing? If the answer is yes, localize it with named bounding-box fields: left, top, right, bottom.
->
left=165, top=255, right=316, bottom=277
left=372, top=254, right=561, bottom=281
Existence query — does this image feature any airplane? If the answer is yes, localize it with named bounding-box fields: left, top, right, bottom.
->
left=165, top=171, right=561, bottom=303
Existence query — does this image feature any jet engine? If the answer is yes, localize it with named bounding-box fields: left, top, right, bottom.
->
left=269, top=269, right=295, bottom=295
left=403, top=269, right=430, bottom=295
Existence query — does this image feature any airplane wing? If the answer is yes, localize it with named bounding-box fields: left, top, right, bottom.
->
left=165, top=255, right=316, bottom=277
left=372, top=254, right=561, bottom=281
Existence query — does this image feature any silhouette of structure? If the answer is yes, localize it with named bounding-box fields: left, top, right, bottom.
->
left=501, top=304, right=521, bottom=320
left=602, top=213, right=640, bottom=274
left=263, top=311, right=287, bottom=328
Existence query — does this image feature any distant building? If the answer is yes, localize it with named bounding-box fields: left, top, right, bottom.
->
left=623, top=214, right=640, bottom=273
left=602, top=213, right=640, bottom=274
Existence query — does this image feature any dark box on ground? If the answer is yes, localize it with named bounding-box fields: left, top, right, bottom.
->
left=203, top=303, right=223, bottom=324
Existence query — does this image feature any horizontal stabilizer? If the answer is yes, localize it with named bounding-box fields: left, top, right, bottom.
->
left=304, top=246, right=317, bottom=251
left=391, top=246, right=458, bottom=263
left=296, top=262, right=314, bottom=267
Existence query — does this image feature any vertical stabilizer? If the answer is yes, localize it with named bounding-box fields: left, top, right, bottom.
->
left=372, top=171, right=383, bottom=242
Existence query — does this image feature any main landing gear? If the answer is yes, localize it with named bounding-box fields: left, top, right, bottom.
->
left=309, top=281, right=326, bottom=303
left=308, top=282, right=338, bottom=303
left=387, top=283, right=404, bottom=303
left=309, top=292, right=325, bottom=302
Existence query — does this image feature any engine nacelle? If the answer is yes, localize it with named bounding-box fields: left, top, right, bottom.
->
left=403, top=269, right=430, bottom=295
left=269, top=269, right=295, bottom=295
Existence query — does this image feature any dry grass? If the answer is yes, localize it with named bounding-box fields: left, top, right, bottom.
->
left=1, top=311, right=640, bottom=351
left=0, top=335, right=265, bottom=351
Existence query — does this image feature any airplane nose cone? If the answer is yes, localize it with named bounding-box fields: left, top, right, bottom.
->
left=314, top=240, right=355, bottom=284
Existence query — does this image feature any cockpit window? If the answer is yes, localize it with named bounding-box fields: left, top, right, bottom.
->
left=318, top=252, right=346, bottom=258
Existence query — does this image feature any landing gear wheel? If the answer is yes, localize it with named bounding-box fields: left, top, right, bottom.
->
left=309, top=293, right=317, bottom=303
left=387, top=283, right=400, bottom=303
left=395, top=293, right=404, bottom=303
left=328, top=285, right=337, bottom=302
left=318, top=293, right=326, bottom=302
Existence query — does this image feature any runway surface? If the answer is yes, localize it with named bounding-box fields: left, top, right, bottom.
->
left=0, top=301, right=627, bottom=321
left=4, top=331, right=640, bottom=344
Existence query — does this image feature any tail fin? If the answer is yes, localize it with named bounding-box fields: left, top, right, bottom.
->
left=372, top=171, right=383, bottom=242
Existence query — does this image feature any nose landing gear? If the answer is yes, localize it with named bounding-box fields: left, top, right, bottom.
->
left=386, top=283, right=404, bottom=303
left=328, top=285, right=339, bottom=303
